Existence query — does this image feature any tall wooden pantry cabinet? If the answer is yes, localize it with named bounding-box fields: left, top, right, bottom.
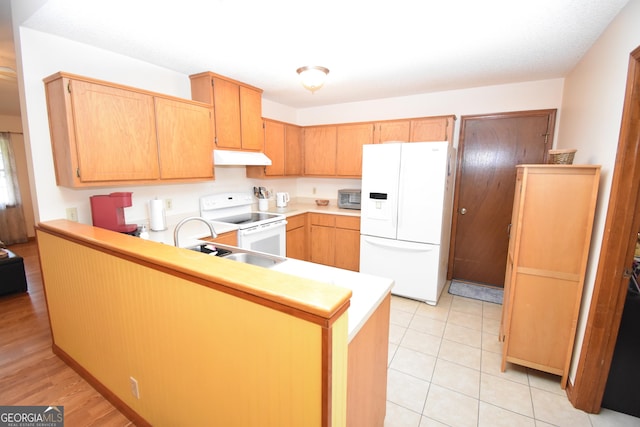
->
left=499, top=165, right=600, bottom=388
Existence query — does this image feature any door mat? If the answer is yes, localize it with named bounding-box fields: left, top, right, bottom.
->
left=448, top=280, right=503, bottom=305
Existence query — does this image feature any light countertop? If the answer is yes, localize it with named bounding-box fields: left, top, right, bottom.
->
left=258, top=197, right=361, bottom=218
left=41, top=215, right=390, bottom=342
left=271, top=258, right=392, bottom=341
left=124, top=200, right=387, bottom=341
left=143, top=198, right=361, bottom=246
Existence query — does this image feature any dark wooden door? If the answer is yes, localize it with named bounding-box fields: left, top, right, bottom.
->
left=450, top=110, right=556, bottom=287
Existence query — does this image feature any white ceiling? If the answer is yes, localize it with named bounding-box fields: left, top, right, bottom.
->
left=0, top=0, right=631, bottom=115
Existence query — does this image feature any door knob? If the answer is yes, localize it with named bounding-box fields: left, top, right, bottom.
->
left=460, top=208, right=467, bottom=215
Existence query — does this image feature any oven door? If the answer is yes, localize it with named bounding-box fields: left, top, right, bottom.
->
left=237, top=220, right=287, bottom=256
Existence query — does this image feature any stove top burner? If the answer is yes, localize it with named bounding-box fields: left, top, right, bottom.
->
left=213, top=212, right=282, bottom=226
left=199, top=192, right=286, bottom=229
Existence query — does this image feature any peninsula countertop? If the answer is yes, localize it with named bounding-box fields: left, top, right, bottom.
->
left=37, top=219, right=391, bottom=342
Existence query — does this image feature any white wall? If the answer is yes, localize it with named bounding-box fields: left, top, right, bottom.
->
left=557, top=0, right=640, bottom=382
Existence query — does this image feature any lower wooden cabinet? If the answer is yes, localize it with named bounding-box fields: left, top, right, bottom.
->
left=310, top=213, right=360, bottom=271
left=203, top=231, right=238, bottom=247
left=310, top=213, right=335, bottom=266
left=286, top=213, right=308, bottom=261
left=335, top=216, right=361, bottom=271
left=500, top=165, right=600, bottom=388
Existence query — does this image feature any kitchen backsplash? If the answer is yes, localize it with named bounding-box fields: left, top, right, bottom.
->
left=115, top=167, right=361, bottom=227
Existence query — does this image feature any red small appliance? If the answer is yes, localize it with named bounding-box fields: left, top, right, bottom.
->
left=90, top=192, right=138, bottom=233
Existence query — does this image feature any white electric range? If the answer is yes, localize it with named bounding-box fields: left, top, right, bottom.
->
left=200, top=192, right=287, bottom=256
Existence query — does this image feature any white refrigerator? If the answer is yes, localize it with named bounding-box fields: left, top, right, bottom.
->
left=359, top=141, right=455, bottom=305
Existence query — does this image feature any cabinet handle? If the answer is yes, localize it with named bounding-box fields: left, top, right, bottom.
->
left=507, top=223, right=512, bottom=236
left=460, top=208, right=467, bottom=215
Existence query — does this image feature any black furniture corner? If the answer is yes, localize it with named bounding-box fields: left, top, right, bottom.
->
left=0, top=249, right=28, bottom=296
left=601, top=266, right=640, bottom=418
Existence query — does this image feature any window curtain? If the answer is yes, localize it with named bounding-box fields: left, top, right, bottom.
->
left=0, top=132, right=28, bottom=245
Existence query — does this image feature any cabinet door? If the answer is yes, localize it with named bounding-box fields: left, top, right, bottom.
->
left=212, top=78, right=241, bottom=149
left=286, top=214, right=308, bottom=260
left=500, top=165, right=600, bottom=387
left=240, top=86, right=263, bottom=151
left=284, top=124, right=303, bottom=176
left=375, top=120, right=410, bottom=143
left=287, top=227, right=307, bottom=260
left=310, top=225, right=335, bottom=266
left=155, top=97, right=214, bottom=179
left=70, top=79, right=159, bottom=182
left=410, top=117, right=452, bottom=142
left=203, top=231, right=238, bottom=246
left=304, top=126, right=337, bottom=176
left=336, top=123, right=374, bottom=177
left=335, top=227, right=360, bottom=271
left=263, top=119, right=285, bottom=176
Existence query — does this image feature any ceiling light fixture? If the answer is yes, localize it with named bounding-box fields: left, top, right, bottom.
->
left=296, top=66, right=329, bottom=93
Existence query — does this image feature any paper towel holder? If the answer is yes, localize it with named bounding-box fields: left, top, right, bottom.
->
left=149, top=198, right=167, bottom=231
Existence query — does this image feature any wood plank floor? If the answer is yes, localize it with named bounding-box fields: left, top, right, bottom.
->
left=0, top=240, right=133, bottom=426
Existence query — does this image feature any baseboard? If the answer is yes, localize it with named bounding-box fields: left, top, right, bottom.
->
left=52, top=343, right=151, bottom=426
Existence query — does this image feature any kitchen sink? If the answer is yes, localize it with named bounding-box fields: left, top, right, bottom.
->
left=188, top=244, right=232, bottom=257
left=221, top=252, right=284, bottom=268
left=185, top=243, right=285, bottom=268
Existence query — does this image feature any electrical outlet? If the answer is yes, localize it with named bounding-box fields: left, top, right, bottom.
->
left=65, top=207, right=78, bottom=222
left=165, top=198, right=173, bottom=210
left=312, top=187, right=317, bottom=194
left=129, top=376, right=140, bottom=399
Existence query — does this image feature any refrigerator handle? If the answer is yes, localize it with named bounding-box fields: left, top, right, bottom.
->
left=362, top=236, right=435, bottom=252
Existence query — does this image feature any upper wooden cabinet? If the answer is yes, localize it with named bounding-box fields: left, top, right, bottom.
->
left=409, top=116, right=455, bottom=142
left=301, top=115, right=455, bottom=178
left=44, top=72, right=214, bottom=187
left=239, top=86, right=264, bottom=151
left=374, top=120, right=410, bottom=143
left=263, top=119, right=286, bottom=176
left=304, top=125, right=337, bottom=176
left=374, top=115, right=456, bottom=143
left=189, top=72, right=264, bottom=152
left=246, top=120, right=303, bottom=178
left=155, top=97, right=214, bottom=180
left=284, top=124, right=303, bottom=176
left=303, top=123, right=374, bottom=178
left=336, top=123, right=374, bottom=177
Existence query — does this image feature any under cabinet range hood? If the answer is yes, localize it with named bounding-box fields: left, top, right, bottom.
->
left=213, top=150, right=272, bottom=166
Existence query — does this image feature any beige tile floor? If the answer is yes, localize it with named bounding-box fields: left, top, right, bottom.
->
left=384, top=286, right=640, bottom=427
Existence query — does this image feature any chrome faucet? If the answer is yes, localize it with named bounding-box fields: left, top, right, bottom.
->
left=173, top=216, right=217, bottom=248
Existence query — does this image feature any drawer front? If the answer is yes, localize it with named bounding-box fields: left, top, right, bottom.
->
left=286, top=213, right=307, bottom=231
left=335, top=215, right=360, bottom=231
left=310, top=213, right=335, bottom=227
left=203, top=231, right=238, bottom=246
